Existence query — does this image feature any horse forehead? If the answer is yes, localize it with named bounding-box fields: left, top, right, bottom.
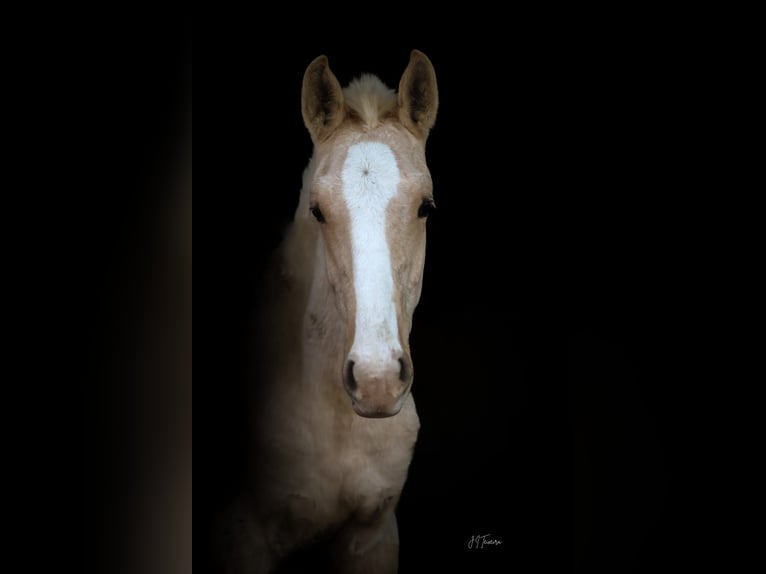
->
left=343, top=142, right=399, bottom=187
left=316, top=134, right=428, bottom=187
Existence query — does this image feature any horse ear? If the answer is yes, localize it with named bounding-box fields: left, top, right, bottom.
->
left=302, top=55, right=345, bottom=143
left=398, top=50, right=438, bottom=139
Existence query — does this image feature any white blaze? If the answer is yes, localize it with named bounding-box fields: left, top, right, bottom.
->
left=341, top=142, right=401, bottom=365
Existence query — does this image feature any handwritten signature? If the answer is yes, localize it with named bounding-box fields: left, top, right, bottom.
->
left=468, top=533, right=503, bottom=549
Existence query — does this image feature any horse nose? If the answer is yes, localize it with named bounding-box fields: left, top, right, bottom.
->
left=344, top=355, right=410, bottom=390
left=343, top=352, right=413, bottom=417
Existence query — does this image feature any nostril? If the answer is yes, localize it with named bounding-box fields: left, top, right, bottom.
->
left=345, top=360, right=357, bottom=391
left=398, top=357, right=409, bottom=383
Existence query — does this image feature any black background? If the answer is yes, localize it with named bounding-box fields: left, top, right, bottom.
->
left=198, top=34, right=705, bottom=573
left=79, top=17, right=731, bottom=574
left=77, top=15, right=192, bottom=574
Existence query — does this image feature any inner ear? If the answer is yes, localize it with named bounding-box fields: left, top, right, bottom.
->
left=398, top=50, right=438, bottom=139
left=302, top=55, right=345, bottom=143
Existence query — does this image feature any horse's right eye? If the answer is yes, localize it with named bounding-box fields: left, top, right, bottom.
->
left=310, top=205, right=325, bottom=223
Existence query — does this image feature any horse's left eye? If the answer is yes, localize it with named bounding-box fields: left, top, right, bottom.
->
left=418, top=198, right=436, bottom=218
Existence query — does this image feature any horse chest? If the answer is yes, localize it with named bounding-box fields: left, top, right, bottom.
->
left=326, top=421, right=414, bottom=518
left=286, top=399, right=419, bottom=527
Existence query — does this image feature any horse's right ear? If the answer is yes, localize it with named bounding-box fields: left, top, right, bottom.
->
left=302, top=55, right=345, bottom=143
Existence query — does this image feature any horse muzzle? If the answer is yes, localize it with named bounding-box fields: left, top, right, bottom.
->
left=343, top=353, right=413, bottom=418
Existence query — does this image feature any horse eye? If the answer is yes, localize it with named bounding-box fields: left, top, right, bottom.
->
left=418, top=198, right=435, bottom=218
left=310, top=205, right=325, bottom=223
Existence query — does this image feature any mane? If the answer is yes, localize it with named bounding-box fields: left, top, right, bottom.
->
left=343, top=74, right=397, bottom=129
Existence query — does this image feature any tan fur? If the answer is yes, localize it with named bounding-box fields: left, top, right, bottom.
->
left=398, top=50, right=438, bottom=138
left=220, top=52, right=438, bottom=574
left=302, top=55, right=346, bottom=143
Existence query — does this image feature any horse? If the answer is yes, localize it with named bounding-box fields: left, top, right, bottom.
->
left=220, top=50, right=439, bottom=573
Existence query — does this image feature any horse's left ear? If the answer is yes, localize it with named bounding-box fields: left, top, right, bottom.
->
left=398, top=50, right=439, bottom=139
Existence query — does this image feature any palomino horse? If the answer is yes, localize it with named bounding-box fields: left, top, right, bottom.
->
left=221, top=50, right=438, bottom=573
